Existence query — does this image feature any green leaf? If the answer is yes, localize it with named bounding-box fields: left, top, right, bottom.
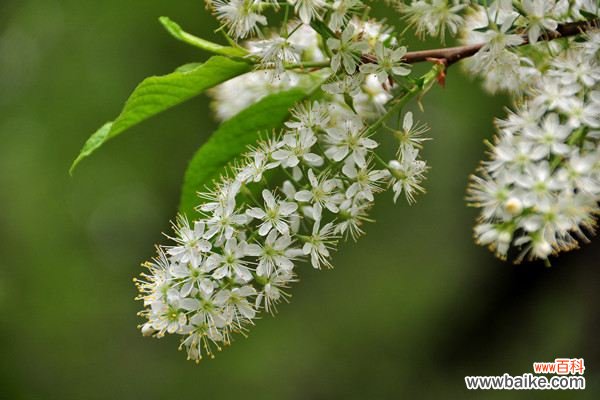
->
left=175, top=63, right=203, bottom=73
left=159, top=16, right=247, bottom=58
left=70, top=56, right=252, bottom=174
left=179, top=89, right=313, bottom=219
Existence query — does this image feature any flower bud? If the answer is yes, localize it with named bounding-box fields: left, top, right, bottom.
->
left=504, top=197, right=523, bottom=216
left=533, top=240, right=552, bottom=259
left=388, top=160, right=401, bottom=170
left=141, top=323, right=155, bottom=337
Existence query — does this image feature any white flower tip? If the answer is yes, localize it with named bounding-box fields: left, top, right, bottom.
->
left=388, top=160, right=401, bottom=170
left=533, top=240, right=553, bottom=259
left=504, top=197, right=523, bottom=216
left=141, top=323, right=155, bottom=337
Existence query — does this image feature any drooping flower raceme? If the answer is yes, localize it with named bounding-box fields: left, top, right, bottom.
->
left=445, top=1, right=600, bottom=262
left=468, top=33, right=600, bottom=262
left=135, top=0, right=600, bottom=362
left=137, top=2, right=434, bottom=361
left=136, top=92, right=428, bottom=361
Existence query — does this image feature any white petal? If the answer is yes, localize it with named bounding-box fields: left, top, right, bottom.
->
left=403, top=112, right=413, bottom=132
left=179, top=298, right=200, bottom=311
left=258, top=223, right=272, bottom=236
left=279, top=201, right=298, bottom=215
left=295, top=190, right=313, bottom=202
left=262, top=189, right=276, bottom=207
left=246, top=208, right=266, bottom=219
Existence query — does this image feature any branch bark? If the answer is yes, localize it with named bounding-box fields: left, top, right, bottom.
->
left=362, top=18, right=599, bottom=67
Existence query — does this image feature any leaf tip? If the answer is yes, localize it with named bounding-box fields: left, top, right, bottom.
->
left=69, top=155, right=84, bottom=176
left=69, top=121, right=114, bottom=175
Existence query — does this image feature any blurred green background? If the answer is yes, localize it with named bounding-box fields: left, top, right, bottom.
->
left=1, top=1, right=598, bottom=399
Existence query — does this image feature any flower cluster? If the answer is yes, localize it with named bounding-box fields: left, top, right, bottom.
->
left=412, top=0, right=600, bottom=262
left=136, top=98, right=431, bottom=361
left=396, top=1, right=600, bottom=261
left=136, top=0, right=600, bottom=362
left=469, top=30, right=600, bottom=262
left=138, top=0, right=437, bottom=361
left=209, top=19, right=402, bottom=121
left=458, top=0, right=600, bottom=94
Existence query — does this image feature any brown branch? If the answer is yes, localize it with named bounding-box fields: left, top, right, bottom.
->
left=362, top=19, right=599, bottom=68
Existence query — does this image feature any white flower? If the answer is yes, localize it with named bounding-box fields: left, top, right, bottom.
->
left=464, top=16, right=527, bottom=89
left=548, top=50, right=600, bottom=88
left=474, top=223, right=513, bottom=259
left=459, top=4, right=543, bottom=94
left=251, top=36, right=300, bottom=76
left=136, top=250, right=172, bottom=305
left=497, top=104, right=545, bottom=135
left=204, top=195, right=249, bottom=240
left=557, top=150, right=599, bottom=193
left=531, top=77, right=580, bottom=112
left=469, top=34, right=600, bottom=262
left=170, top=261, right=216, bottom=298
left=302, top=220, right=337, bottom=269
left=561, top=96, right=600, bottom=128
left=335, top=199, right=372, bottom=240
left=523, top=112, right=572, bottom=157
left=288, top=0, right=326, bottom=24
left=214, top=0, right=267, bottom=39
left=388, top=147, right=428, bottom=204
left=513, top=233, right=554, bottom=262
left=470, top=50, right=536, bottom=94
left=321, top=74, right=363, bottom=96
left=139, top=0, right=600, bottom=360
left=237, top=151, right=279, bottom=183
left=353, top=18, right=397, bottom=49
left=515, top=161, right=563, bottom=208
left=324, top=118, right=377, bottom=167
left=246, top=230, right=301, bottom=276
left=521, top=0, right=558, bottom=44
left=467, top=172, right=513, bottom=220
left=480, top=15, right=524, bottom=53
left=329, top=0, right=362, bottom=31
left=167, top=218, right=212, bottom=267
left=272, top=129, right=323, bottom=167
left=294, top=169, right=344, bottom=217
left=180, top=324, right=224, bottom=362
left=214, top=285, right=257, bottom=321
left=285, top=101, right=330, bottom=133
left=255, top=270, right=295, bottom=314
left=359, top=42, right=411, bottom=83
left=149, top=296, right=199, bottom=335
left=342, top=160, right=389, bottom=202
left=487, top=134, right=546, bottom=177
left=353, top=74, right=393, bottom=118
left=246, top=189, right=299, bottom=236
left=188, top=291, right=229, bottom=331
left=398, top=0, right=466, bottom=42
left=199, top=179, right=241, bottom=215
left=393, top=111, right=430, bottom=159
left=326, top=24, right=369, bottom=74
left=205, top=237, right=253, bottom=282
